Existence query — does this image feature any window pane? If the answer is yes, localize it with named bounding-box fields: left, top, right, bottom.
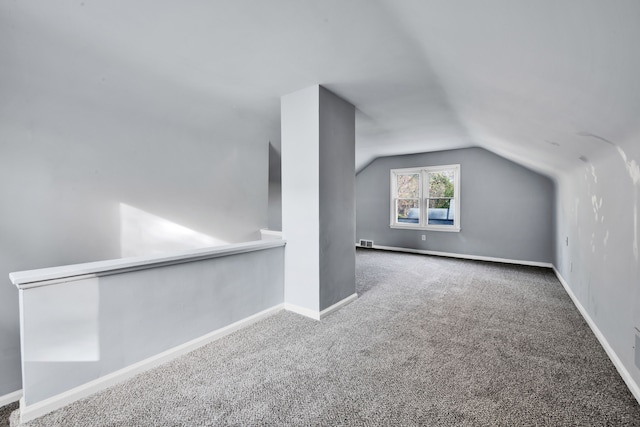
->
left=397, top=174, right=420, bottom=198
left=397, top=199, right=420, bottom=224
left=427, top=198, right=452, bottom=209
left=427, top=170, right=455, bottom=226
left=428, top=171, right=455, bottom=200
left=427, top=198, right=454, bottom=225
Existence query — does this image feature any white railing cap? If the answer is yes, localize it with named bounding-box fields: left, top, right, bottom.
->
left=10, top=239, right=286, bottom=289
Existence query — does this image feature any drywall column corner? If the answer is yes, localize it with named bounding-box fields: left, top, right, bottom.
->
left=281, top=85, right=356, bottom=317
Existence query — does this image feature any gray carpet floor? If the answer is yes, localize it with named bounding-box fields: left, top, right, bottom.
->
left=6, top=248, right=640, bottom=425
left=0, top=402, right=18, bottom=427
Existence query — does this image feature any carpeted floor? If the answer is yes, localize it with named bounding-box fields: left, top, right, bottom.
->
left=0, top=402, right=18, bottom=427
left=6, top=249, right=640, bottom=425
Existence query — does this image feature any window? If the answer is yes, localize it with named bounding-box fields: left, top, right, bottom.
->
left=390, top=164, right=460, bottom=231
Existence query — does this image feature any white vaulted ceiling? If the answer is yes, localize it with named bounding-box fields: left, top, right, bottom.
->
left=3, top=0, right=640, bottom=176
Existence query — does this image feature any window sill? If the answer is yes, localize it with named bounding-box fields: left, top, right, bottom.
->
left=390, top=224, right=461, bottom=233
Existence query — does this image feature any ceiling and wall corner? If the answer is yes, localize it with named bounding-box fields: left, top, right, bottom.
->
left=4, top=1, right=639, bottom=176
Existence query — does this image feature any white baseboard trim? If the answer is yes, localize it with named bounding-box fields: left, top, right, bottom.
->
left=285, top=293, right=358, bottom=321
left=552, top=266, right=640, bottom=405
left=320, top=293, right=358, bottom=319
left=19, top=304, right=284, bottom=424
left=284, top=303, right=320, bottom=320
left=0, top=389, right=22, bottom=407
left=359, top=244, right=553, bottom=268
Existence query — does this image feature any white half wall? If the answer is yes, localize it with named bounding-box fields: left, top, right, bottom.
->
left=14, top=242, right=285, bottom=408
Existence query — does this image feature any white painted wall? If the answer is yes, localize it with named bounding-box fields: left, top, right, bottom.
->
left=555, top=136, right=640, bottom=395
left=0, top=11, right=275, bottom=398
left=281, top=86, right=321, bottom=312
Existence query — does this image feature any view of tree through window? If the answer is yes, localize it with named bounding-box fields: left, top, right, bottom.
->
left=396, top=173, right=419, bottom=220
left=428, top=171, right=454, bottom=209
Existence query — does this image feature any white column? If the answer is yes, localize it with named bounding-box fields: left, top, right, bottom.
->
left=281, top=85, right=356, bottom=319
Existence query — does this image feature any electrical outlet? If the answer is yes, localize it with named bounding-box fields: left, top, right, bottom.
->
left=421, top=235, right=426, bottom=241
left=566, top=236, right=569, bottom=246
left=570, top=261, right=573, bottom=272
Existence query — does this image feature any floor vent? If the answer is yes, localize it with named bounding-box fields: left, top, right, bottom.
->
left=359, top=239, right=374, bottom=248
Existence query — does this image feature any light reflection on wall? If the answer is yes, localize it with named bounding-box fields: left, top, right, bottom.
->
left=24, top=279, right=100, bottom=362
left=120, top=203, right=226, bottom=258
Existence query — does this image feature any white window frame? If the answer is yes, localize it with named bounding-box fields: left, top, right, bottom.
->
left=390, top=164, right=461, bottom=232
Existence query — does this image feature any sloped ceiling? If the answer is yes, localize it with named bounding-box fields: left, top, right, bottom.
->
left=4, top=0, right=640, bottom=177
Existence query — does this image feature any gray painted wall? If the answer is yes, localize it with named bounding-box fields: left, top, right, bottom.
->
left=0, top=16, right=275, bottom=398
left=318, top=87, right=356, bottom=311
left=356, top=147, right=555, bottom=263
left=268, top=142, right=282, bottom=231
left=555, top=137, right=640, bottom=392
